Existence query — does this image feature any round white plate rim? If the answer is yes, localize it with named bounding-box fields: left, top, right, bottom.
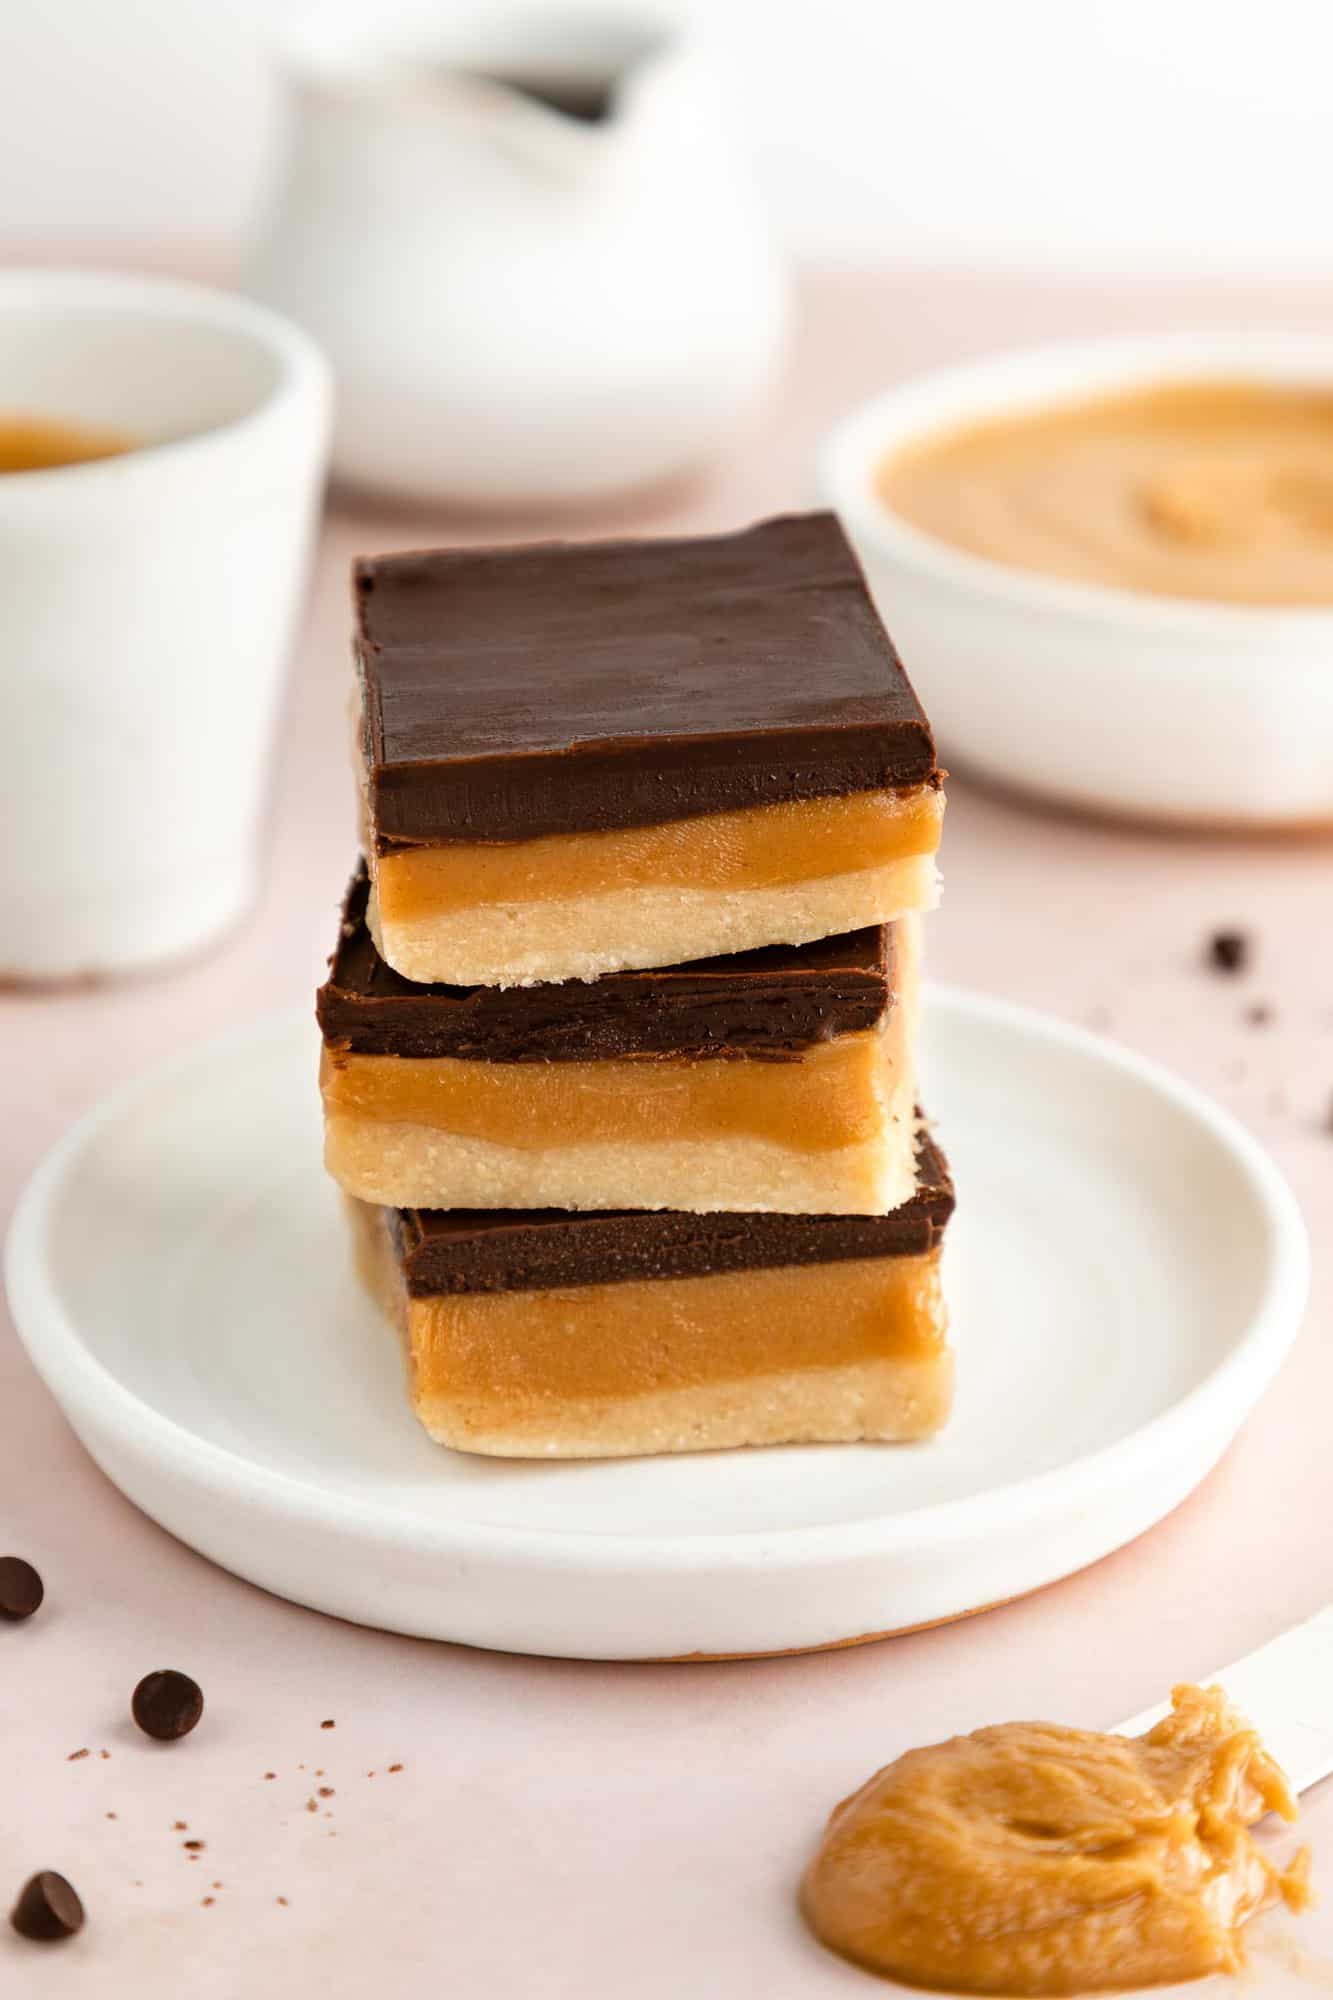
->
left=5, top=985, right=1309, bottom=1582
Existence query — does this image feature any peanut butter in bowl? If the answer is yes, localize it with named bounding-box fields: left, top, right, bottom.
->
left=877, top=380, right=1333, bottom=609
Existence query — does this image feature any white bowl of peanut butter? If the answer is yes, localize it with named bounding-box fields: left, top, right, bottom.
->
left=818, top=333, right=1333, bottom=827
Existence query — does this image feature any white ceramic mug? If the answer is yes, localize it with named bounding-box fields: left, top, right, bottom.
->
left=0, top=270, right=331, bottom=980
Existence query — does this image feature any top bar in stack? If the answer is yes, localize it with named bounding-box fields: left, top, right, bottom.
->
left=356, top=512, right=944, bottom=988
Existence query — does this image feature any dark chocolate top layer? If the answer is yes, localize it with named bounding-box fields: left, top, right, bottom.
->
left=355, top=513, right=938, bottom=846
left=392, top=1132, right=953, bottom=1296
left=318, top=866, right=894, bottom=1061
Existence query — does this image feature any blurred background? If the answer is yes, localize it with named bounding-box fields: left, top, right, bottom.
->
left=4, top=0, right=1330, bottom=280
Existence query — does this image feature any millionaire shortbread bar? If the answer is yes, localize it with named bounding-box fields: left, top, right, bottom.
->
left=355, top=513, right=944, bottom=987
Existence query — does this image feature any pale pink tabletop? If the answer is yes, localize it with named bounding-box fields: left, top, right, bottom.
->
left=5, top=270, right=1333, bottom=1996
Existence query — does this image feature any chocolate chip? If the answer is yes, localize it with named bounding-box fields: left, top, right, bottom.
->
left=319, top=1718, right=335, bottom=1729
left=0, top=1555, right=44, bottom=1620
left=131, top=1670, right=204, bottom=1742
left=10, top=1871, right=84, bottom=1942
left=1245, top=1002, right=1273, bottom=1027
left=1208, top=929, right=1249, bottom=974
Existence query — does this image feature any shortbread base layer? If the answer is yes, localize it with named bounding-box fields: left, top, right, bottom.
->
left=325, top=1111, right=917, bottom=1215
left=367, top=853, right=939, bottom=988
left=349, top=1197, right=952, bottom=1459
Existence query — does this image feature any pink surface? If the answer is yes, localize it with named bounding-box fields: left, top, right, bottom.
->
left=4, top=269, right=1333, bottom=1996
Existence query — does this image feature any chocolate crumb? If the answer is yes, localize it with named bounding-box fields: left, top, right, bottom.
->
left=388, top=1763, right=404, bottom=1773
left=212, top=1882, right=222, bottom=1890
left=1207, top=929, right=1249, bottom=974
left=277, top=1896, right=289, bottom=1907
left=318, top=1786, right=334, bottom=1798
left=0, top=1555, right=44, bottom=1621
left=67, top=1749, right=89, bottom=1762
left=105, top=1813, right=117, bottom=1822
left=1245, top=1002, right=1273, bottom=1027
left=172, top=1821, right=187, bottom=1831
left=10, top=1871, right=84, bottom=1942
left=201, top=1896, right=215, bottom=1908
left=320, top=1719, right=335, bottom=1729
left=305, top=1798, right=318, bottom=1813
left=132, top=1669, right=204, bottom=1742
left=183, top=1840, right=205, bottom=1852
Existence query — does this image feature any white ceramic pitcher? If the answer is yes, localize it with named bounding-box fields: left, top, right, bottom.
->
left=250, top=4, right=789, bottom=507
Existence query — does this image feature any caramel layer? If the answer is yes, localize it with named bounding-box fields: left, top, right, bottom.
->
left=374, top=785, right=943, bottom=925
left=322, top=1027, right=893, bottom=1153
left=350, top=1197, right=951, bottom=1458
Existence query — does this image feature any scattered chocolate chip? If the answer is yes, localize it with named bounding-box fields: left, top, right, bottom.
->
left=67, top=1748, right=89, bottom=1762
left=99, top=1750, right=110, bottom=1761
left=0, top=1556, right=44, bottom=1621
left=320, top=1718, right=335, bottom=1729
left=172, top=1821, right=187, bottom=1832
left=388, top=1763, right=403, bottom=1773
left=1245, top=1002, right=1273, bottom=1027
left=305, top=1798, right=318, bottom=1813
left=317, top=1786, right=334, bottom=1798
left=132, top=1670, right=203, bottom=1742
left=201, top=1897, right=215, bottom=1908
left=10, top=1871, right=84, bottom=1942
left=263, top=1771, right=276, bottom=1781
left=1207, top=929, right=1249, bottom=974
left=276, top=1896, right=289, bottom=1907
left=105, top=1813, right=117, bottom=1822
left=211, top=1882, right=222, bottom=1890
left=183, top=1840, right=204, bottom=1852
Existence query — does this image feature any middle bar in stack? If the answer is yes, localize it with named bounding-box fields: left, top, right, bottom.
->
left=318, top=868, right=919, bottom=1214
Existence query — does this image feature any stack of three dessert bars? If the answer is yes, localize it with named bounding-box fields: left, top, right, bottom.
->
left=316, top=512, right=954, bottom=1459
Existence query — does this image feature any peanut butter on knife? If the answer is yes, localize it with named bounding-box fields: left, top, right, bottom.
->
left=802, top=1684, right=1309, bottom=1994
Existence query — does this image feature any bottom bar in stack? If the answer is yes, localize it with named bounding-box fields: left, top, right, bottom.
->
left=347, top=1132, right=954, bottom=1460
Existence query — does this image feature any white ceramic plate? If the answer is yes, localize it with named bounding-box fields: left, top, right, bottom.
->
left=6, top=991, right=1307, bottom=1661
